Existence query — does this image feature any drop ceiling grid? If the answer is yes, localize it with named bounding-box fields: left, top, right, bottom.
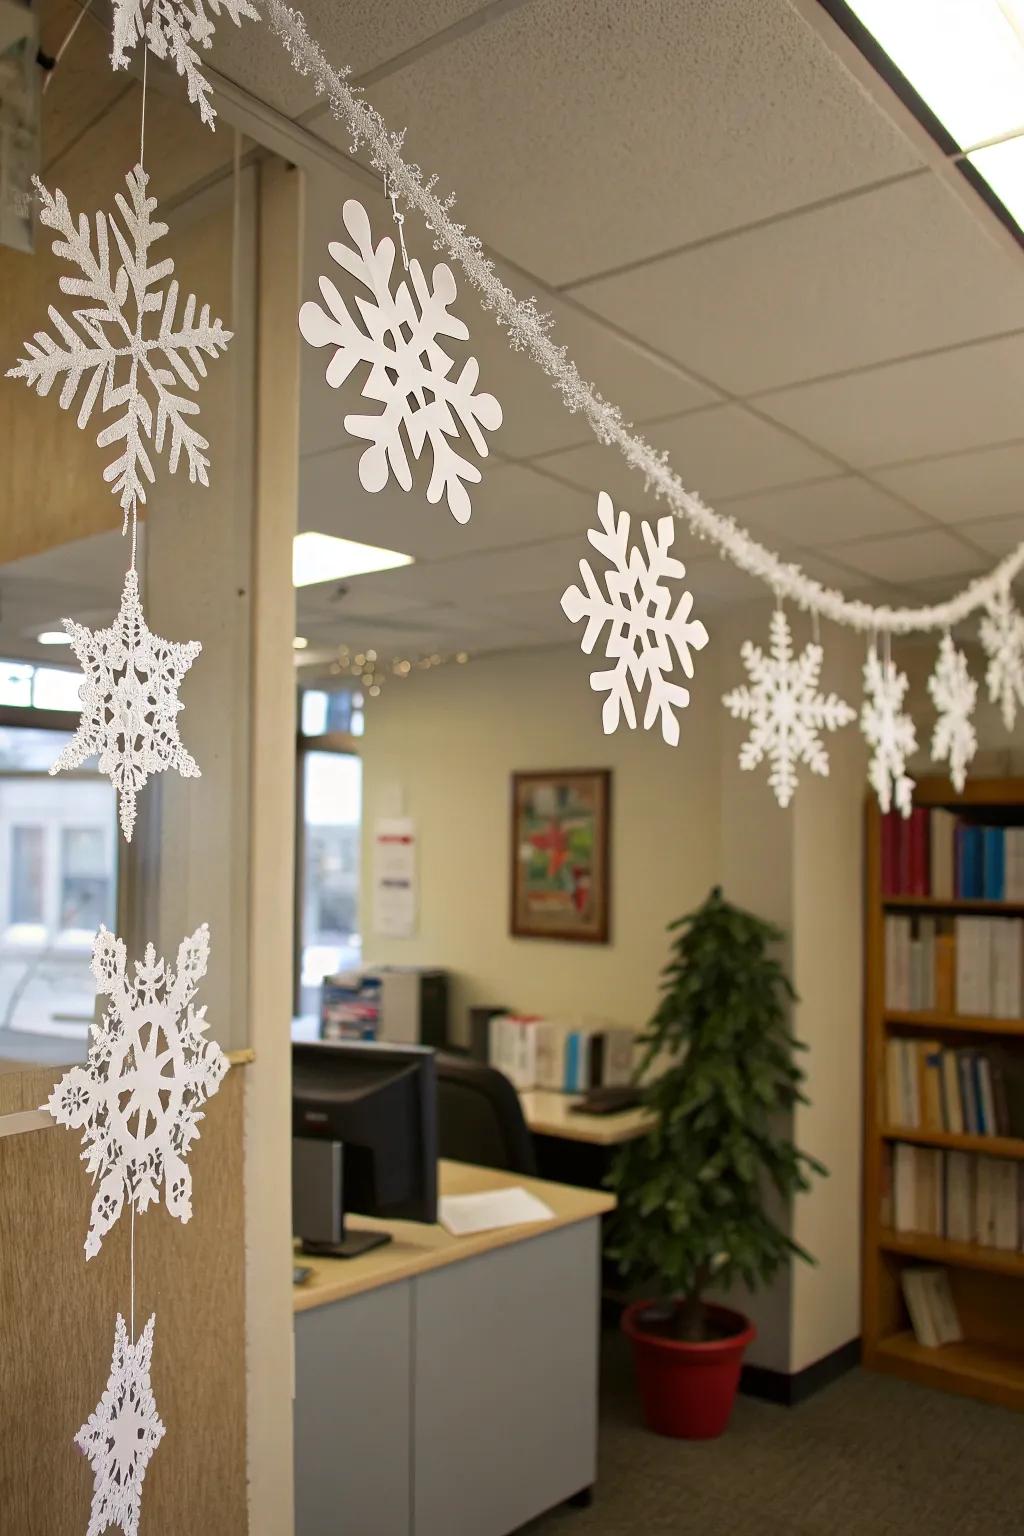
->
left=228, top=0, right=1024, bottom=612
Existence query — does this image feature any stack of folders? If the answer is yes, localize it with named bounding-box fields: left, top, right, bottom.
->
left=884, top=1038, right=1024, bottom=1136
left=884, top=915, right=1024, bottom=1018
left=885, top=1145, right=1024, bottom=1252
left=900, top=1268, right=962, bottom=1349
left=487, top=1014, right=635, bottom=1092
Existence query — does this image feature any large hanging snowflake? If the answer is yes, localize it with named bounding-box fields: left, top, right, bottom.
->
left=43, top=923, right=227, bottom=1259
left=111, top=0, right=259, bottom=129
left=722, top=609, right=854, bottom=808
left=77, top=1313, right=165, bottom=1536
left=979, top=585, right=1024, bottom=732
left=928, top=634, right=977, bottom=794
left=7, top=164, right=232, bottom=521
left=861, top=646, right=917, bottom=818
left=51, top=568, right=201, bottom=843
left=299, top=197, right=502, bottom=525
left=561, top=492, right=709, bottom=746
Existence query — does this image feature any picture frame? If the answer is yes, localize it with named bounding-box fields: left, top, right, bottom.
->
left=510, top=769, right=611, bottom=943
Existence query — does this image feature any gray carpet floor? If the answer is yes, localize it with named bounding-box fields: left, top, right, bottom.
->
left=523, top=1334, right=1024, bottom=1535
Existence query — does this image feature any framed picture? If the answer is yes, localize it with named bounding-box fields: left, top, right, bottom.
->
left=510, top=769, right=611, bottom=943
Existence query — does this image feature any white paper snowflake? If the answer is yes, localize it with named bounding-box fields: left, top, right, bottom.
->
left=979, top=585, right=1024, bottom=732
left=7, top=163, right=232, bottom=521
left=111, top=0, right=259, bottom=129
left=928, top=634, right=977, bottom=794
left=561, top=492, right=709, bottom=745
left=43, top=923, right=227, bottom=1259
left=77, top=1313, right=165, bottom=1536
left=722, top=609, right=854, bottom=808
left=298, top=198, right=502, bottom=525
left=51, top=567, right=200, bottom=843
left=861, top=646, right=917, bottom=818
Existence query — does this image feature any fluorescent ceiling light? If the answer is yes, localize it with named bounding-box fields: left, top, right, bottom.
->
left=37, top=630, right=71, bottom=645
left=292, top=532, right=414, bottom=588
left=845, top=0, right=1024, bottom=150
left=970, top=133, right=1024, bottom=227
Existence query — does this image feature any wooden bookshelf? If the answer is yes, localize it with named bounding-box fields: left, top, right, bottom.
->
left=863, top=777, right=1024, bottom=1412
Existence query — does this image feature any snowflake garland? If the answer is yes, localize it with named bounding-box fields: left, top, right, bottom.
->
left=77, top=1313, right=165, bottom=1536
left=561, top=492, right=709, bottom=745
left=722, top=609, right=855, bottom=808
left=7, top=163, right=232, bottom=522
left=928, top=634, right=978, bottom=794
left=51, top=567, right=201, bottom=843
left=111, top=0, right=259, bottom=129
left=299, top=197, right=502, bottom=525
left=979, top=585, right=1024, bottom=733
left=862, top=646, right=917, bottom=818
left=43, top=924, right=227, bottom=1259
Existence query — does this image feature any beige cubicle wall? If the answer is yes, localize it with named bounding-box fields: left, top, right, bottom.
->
left=0, top=1062, right=249, bottom=1533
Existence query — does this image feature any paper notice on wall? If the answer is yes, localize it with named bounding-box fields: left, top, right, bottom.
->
left=372, top=818, right=417, bottom=937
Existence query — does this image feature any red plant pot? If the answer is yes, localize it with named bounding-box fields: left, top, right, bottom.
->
left=622, top=1301, right=756, bottom=1440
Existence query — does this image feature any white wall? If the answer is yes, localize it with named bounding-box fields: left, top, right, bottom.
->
left=361, top=644, right=723, bottom=1041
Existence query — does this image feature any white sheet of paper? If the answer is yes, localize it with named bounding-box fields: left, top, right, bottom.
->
left=372, top=817, right=417, bottom=937
left=439, top=1186, right=555, bottom=1236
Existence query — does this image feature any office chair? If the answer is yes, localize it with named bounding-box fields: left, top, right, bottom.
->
left=435, top=1054, right=538, bottom=1176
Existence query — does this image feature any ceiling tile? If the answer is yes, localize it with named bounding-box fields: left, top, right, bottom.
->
left=299, top=455, right=595, bottom=558
left=536, top=405, right=835, bottom=510
left=756, top=334, right=1024, bottom=467
left=341, top=0, right=921, bottom=287
left=337, top=532, right=586, bottom=607
left=871, top=441, right=1024, bottom=524
left=468, top=262, right=716, bottom=458
left=828, top=528, right=986, bottom=583
left=209, top=0, right=495, bottom=120
left=951, top=513, right=1024, bottom=558
left=571, top=175, right=1024, bottom=395
left=720, top=475, right=925, bottom=548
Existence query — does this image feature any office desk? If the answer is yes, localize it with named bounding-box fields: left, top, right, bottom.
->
left=518, top=1089, right=654, bottom=1146
left=293, top=1160, right=614, bottom=1536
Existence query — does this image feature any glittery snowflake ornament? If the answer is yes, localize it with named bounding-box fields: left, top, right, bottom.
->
left=862, top=645, right=917, bottom=818
left=979, top=585, right=1024, bottom=732
left=561, top=493, right=709, bottom=745
left=44, top=923, right=227, bottom=1259
left=7, top=164, right=232, bottom=520
left=77, top=1313, right=165, bottom=1536
left=51, top=567, right=201, bottom=842
left=928, top=634, right=977, bottom=794
left=722, top=609, right=854, bottom=808
left=299, top=198, right=502, bottom=524
left=111, top=0, right=259, bottom=129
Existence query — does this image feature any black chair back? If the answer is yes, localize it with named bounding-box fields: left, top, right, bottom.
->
left=436, top=1053, right=538, bottom=1176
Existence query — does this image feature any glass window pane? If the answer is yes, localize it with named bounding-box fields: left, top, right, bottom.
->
left=10, top=827, right=44, bottom=923
left=0, top=727, right=74, bottom=770
left=60, top=827, right=111, bottom=930
left=32, top=667, right=82, bottom=713
left=0, top=760, right=117, bottom=1062
left=301, top=690, right=328, bottom=736
left=299, top=752, right=361, bottom=1015
left=0, top=663, right=32, bottom=708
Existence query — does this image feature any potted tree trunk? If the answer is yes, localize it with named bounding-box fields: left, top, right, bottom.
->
left=607, top=886, right=825, bottom=1440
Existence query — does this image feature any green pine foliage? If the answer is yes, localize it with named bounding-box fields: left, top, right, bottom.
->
left=607, top=886, right=826, bottom=1340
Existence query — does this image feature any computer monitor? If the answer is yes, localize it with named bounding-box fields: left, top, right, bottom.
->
left=292, top=1039, right=438, bottom=1259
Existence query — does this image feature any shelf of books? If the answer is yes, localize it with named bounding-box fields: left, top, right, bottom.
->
left=864, top=778, right=1024, bottom=1412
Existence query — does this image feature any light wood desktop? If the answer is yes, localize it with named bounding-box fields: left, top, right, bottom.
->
left=293, top=1159, right=614, bottom=1310
left=518, top=1088, right=654, bottom=1145
left=293, top=1160, right=614, bottom=1536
